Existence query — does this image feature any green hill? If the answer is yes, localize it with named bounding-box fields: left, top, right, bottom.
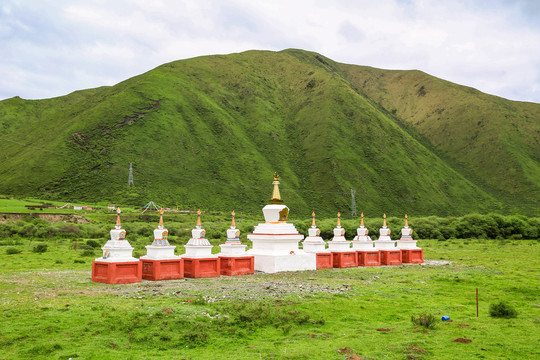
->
left=0, top=49, right=538, bottom=216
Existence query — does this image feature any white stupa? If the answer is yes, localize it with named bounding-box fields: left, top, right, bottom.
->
left=302, top=212, right=329, bottom=253
left=327, top=212, right=351, bottom=252
left=97, top=208, right=138, bottom=262
left=373, top=213, right=396, bottom=250
left=247, top=173, right=316, bottom=273
left=184, top=210, right=217, bottom=258
left=141, top=208, right=180, bottom=260
left=351, top=213, right=374, bottom=251
left=219, top=211, right=248, bottom=256
left=396, top=214, right=419, bottom=249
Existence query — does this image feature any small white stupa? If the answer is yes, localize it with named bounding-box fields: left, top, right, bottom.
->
left=141, top=208, right=179, bottom=260
left=92, top=207, right=141, bottom=284
left=351, top=213, right=374, bottom=251
left=247, top=173, right=316, bottom=273
left=396, top=214, right=418, bottom=249
left=302, top=212, right=329, bottom=253
left=97, top=208, right=138, bottom=262
left=184, top=210, right=217, bottom=258
left=373, top=213, right=396, bottom=250
left=219, top=211, right=248, bottom=255
left=327, top=212, right=351, bottom=252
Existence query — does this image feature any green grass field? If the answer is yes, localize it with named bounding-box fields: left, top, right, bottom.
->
left=0, top=238, right=538, bottom=359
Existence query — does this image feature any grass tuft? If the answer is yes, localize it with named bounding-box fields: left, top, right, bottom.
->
left=411, top=313, right=438, bottom=330
left=489, top=301, right=518, bottom=318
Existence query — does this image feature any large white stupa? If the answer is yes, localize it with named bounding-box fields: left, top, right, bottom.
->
left=247, top=173, right=316, bottom=273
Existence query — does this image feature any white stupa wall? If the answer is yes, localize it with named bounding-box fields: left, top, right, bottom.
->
left=97, top=228, right=138, bottom=262
left=247, top=204, right=316, bottom=273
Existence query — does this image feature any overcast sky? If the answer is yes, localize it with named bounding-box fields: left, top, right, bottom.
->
left=1, top=0, right=540, bottom=103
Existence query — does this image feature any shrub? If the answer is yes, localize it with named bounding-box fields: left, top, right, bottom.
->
left=86, top=240, right=101, bottom=249
left=490, top=301, right=518, bottom=318
left=80, top=224, right=107, bottom=238
left=73, top=259, right=85, bottom=264
left=80, top=249, right=95, bottom=257
left=32, top=244, right=48, bottom=253
left=57, top=224, right=82, bottom=237
left=411, top=313, right=437, bottom=329
left=6, top=247, right=22, bottom=255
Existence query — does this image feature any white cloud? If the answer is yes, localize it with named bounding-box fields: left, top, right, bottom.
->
left=0, top=0, right=539, bottom=102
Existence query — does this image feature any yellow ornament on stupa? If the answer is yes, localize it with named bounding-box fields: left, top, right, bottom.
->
left=269, top=172, right=283, bottom=204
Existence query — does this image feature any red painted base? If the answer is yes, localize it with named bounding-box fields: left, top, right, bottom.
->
left=357, top=251, right=381, bottom=266
left=401, top=249, right=424, bottom=264
left=183, top=257, right=220, bottom=278
left=141, top=258, right=184, bottom=281
left=332, top=251, right=358, bottom=268
left=219, top=256, right=254, bottom=276
left=92, top=261, right=142, bottom=284
left=380, top=250, right=402, bottom=265
left=315, top=253, right=333, bottom=269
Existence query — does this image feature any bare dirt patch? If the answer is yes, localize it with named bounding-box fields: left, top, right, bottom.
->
left=453, top=338, right=472, bottom=343
left=346, top=355, right=368, bottom=360
left=337, top=347, right=354, bottom=354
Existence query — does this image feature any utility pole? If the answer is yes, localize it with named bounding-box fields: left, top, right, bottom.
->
left=350, top=189, right=357, bottom=217
left=128, top=163, right=134, bottom=186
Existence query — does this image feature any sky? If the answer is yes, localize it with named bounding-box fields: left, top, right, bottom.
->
left=1, top=0, right=540, bottom=103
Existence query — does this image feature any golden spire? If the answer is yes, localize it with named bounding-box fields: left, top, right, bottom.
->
left=269, top=172, right=284, bottom=204
left=116, top=207, right=122, bottom=227
left=231, top=210, right=236, bottom=228
left=159, top=208, right=164, bottom=227
left=196, top=209, right=202, bottom=228
left=360, top=212, right=364, bottom=227
left=405, top=214, right=408, bottom=227
left=337, top=212, right=341, bottom=227
left=312, top=211, right=316, bottom=227
left=383, top=213, right=387, bottom=227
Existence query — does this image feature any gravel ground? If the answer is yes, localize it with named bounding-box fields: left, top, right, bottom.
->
left=110, top=260, right=452, bottom=301
left=1, top=259, right=451, bottom=304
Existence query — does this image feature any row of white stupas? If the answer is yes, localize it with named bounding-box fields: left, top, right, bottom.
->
left=91, top=173, right=422, bottom=283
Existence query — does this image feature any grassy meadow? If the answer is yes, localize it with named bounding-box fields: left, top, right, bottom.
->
left=0, top=237, right=538, bottom=360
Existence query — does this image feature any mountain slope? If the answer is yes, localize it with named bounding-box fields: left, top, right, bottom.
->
left=337, top=63, right=540, bottom=212
left=0, top=49, right=537, bottom=216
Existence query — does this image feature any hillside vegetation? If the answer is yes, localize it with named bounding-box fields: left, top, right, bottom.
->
left=0, top=49, right=538, bottom=216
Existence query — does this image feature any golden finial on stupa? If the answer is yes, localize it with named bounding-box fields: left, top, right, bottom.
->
left=383, top=213, right=387, bottom=227
left=337, top=212, right=341, bottom=227
left=360, top=212, right=364, bottom=226
left=196, top=209, right=202, bottom=228
left=231, top=210, right=236, bottom=228
left=270, top=172, right=283, bottom=204
left=405, top=214, right=408, bottom=227
left=116, top=207, right=122, bottom=227
left=159, top=208, right=164, bottom=227
left=312, top=211, right=316, bottom=227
